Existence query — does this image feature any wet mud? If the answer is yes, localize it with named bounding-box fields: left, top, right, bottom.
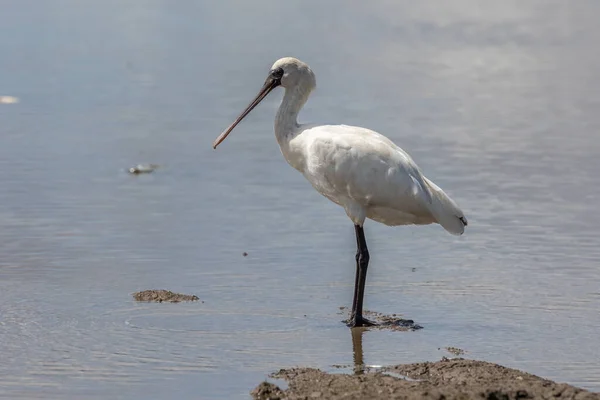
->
left=444, top=346, right=466, bottom=356
left=132, top=289, right=199, bottom=303
left=252, top=329, right=599, bottom=400
left=254, top=358, right=600, bottom=400
left=338, top=307, right=423, bottom=331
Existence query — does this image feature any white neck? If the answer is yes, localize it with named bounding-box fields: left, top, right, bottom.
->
left=274, top=85, right=311, bottom=146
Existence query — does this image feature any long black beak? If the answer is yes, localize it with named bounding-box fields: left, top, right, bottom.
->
left=212, top=76, right=280, bottom=149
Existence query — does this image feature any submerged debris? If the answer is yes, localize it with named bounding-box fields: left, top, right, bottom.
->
left=128, top=163, right=159, bottom=174
left=132, top=289, right=199, bottom=303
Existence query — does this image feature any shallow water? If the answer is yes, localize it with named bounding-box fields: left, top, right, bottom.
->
left=1, top=0, right=599, bottom=398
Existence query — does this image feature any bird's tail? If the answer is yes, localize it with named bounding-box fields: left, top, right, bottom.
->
left=423, top=177, right=467, bottom=236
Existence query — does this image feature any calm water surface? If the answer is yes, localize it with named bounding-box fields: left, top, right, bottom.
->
left=1, top=1, right=599, bottom=398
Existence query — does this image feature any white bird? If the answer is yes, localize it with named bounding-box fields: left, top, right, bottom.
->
left=213, top=57, right=467, bottom=327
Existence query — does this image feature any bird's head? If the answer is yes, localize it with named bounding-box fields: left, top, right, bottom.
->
left=270, top=57, right=316, bottom=90
left=212, top=57, right=315, bottom=149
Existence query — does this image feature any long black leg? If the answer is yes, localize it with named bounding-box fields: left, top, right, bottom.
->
left=350, top=227, right=361, bottom=319
left=348, top=225, right=375, bottom=327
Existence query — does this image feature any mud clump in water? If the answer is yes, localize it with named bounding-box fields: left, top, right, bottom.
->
left=338, top=308, right=423, bottom=331
left=132, top=290, right=199, bottom=303
left=254, top=359, right=600, bottom=400
left=444, top=346, right=466, bottom=356
left=364, top=310, right=423, bottom=331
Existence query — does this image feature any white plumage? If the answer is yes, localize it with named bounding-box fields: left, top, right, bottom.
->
left=282, top=123, right=466, bottom=235
left=213, top=57, right=467, bottom=327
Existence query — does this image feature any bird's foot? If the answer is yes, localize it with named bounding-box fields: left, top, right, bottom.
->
left=346, top=315, right=377, bottom=328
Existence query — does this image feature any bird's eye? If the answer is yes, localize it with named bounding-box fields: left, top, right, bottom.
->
left=271, top=67, right=284, bottom=79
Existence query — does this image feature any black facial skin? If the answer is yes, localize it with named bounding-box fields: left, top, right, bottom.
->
left=270, top=67, right=284, bottom=83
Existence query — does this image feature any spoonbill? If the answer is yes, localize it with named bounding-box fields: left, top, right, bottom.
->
left=213, top=57, right=467, bottom=327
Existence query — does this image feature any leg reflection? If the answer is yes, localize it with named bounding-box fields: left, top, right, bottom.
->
left=351, top=328, right=365, bottom=375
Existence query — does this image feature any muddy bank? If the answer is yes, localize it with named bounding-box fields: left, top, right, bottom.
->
left=253, top=358, right=600, bottom=400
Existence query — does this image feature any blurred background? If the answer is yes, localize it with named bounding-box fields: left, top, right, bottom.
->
left=1, top=0, right=599, bottom=399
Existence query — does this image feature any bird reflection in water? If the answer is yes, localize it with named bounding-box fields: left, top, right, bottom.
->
left=351, top=328, right=367, bottom=375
